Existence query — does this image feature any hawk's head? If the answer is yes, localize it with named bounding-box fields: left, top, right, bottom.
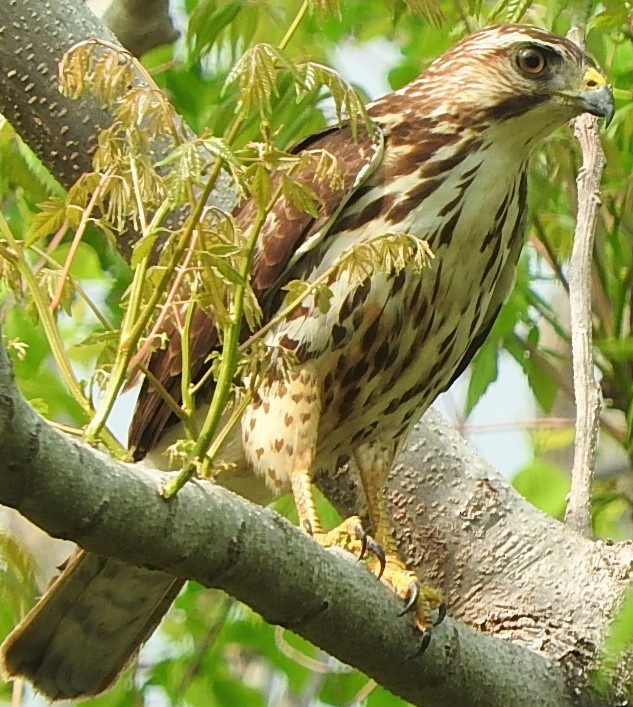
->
left=405, top=24, right=614, bottom=146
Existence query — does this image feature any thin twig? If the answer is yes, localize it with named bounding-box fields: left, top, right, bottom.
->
left=50, top=168, right=113, bottom=312
left=564, top=25, right=606, bottom=537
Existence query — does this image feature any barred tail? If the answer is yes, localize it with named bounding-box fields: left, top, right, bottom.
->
left=0, top=550, right=182, bottom=701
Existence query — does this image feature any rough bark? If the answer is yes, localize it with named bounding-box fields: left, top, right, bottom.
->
left=0, top=333, right=627, bottom=707
left=0, top=0, right=118, bottom=191
left=393, top=415, right=632, bottom=683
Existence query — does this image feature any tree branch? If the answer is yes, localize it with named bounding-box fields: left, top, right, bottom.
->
left=564, top=25, right=606, bottom=536
left=88, top=0, right=179, bottom=57
left=0, top=0, right=118, bottom=191
left=0, top=331, right=622, bottom=707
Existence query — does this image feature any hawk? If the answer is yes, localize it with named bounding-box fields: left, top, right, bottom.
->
left=1, top=24, right=614, bottom=700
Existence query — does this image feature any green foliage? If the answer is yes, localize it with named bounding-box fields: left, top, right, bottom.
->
left=0, top=533, right=40, bottom=703
left=592, top=585, right=633, bottom=699
left=513, top=458, right=570, bottom=518
left=0, top=532, right=39, bottom=627
left=130, top=581, right=404, bottom=706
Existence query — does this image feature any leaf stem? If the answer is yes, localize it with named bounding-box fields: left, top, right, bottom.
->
left=279, top=0, right=309, bottom=51
left=84, top=199, right=171, bottom=442
left=0, top=215, right=123, bottom=456
left=161, top=202, right=269, bottom=497
left=50, top=168, right=113, bottom=312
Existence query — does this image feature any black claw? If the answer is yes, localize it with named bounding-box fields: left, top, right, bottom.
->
left=418, top=630, right=432, bottom=655
left=303, top=519, right=313, bottom=536
left=354, top=523, right=368, bottom=561
left=367, top=538, right=386, bottom=579
left=434, top=602, right=447, bottom=627
left=398, top=580, right=419, bottom=617
left=405, top=629, right=432, bottom=661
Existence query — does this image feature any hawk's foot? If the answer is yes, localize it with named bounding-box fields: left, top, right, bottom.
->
left=369, top=555, right=445, bottom=631
left=304, top=515, right=384, bottom=568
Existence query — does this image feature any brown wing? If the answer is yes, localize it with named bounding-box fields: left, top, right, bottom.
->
left=128, top=123, right=383, bottom=460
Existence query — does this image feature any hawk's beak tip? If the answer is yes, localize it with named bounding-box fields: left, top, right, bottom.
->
left=578, top=84, right=615, bottom=127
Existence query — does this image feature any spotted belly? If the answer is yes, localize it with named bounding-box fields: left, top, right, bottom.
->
left=241, top=235, right=515, bottom=493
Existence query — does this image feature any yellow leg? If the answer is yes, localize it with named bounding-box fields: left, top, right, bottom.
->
left=354, top=442, right=445, bottom=632
left=290, top=466, right=369, bottom=557
left=283, top=367, right=371, bottom=559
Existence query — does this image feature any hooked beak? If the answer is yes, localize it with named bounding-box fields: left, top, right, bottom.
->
left=574, top=66, right=615, bottom=126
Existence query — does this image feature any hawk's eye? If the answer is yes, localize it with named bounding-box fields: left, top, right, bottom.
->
left=516, top=47, right=547, bottom=75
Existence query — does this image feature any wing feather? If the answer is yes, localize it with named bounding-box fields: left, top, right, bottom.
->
left=129, top=124, right=383, bottom=459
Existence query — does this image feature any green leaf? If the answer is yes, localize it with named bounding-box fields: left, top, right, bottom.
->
left=506, top=334, right=558, bottom=414
left=200, top=136, right=241, bottom=165
left=247, top=164, right=273, bottom=209
left=597, top=337, right=633, bottom=362
left=0, top=531, right=40, bottom=626
left=315, top=283, right=333, bottom=314
left=399, top=0, right=443, bottom=24
left=530, top=426, right=575, bottom=455
left=187, top=1, right=243, bottom=63
left=512, top=459, right=569, bottom=518
left=52, top=241, right=104, bottom=280
left=465, top=340, right=499, bottom=416
left=592, top=584, right=633, bottom=694
left=26, top=196, right=67, bottom=245
left=212, top=676, right=265, bottom=705
left=279, top=173, right=320, bottom=217
left=208, top=253, right=245, bottom=286
left=0, top=119, right=64, bottom=200
left=224, top=43, right=287, bottom=113
left=130, top=234, right=158, bottom=269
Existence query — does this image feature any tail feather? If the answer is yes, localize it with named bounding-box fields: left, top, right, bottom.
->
left=1, top=550, right=182, bottom=700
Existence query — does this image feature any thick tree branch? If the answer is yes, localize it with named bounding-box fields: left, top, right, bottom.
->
left=0, top=0, right=119, bottom=191
left=0, top=331, right=621, bottom=707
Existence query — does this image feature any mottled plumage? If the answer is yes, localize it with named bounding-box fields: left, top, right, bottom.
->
left=1, top=24, right=614, bottom=700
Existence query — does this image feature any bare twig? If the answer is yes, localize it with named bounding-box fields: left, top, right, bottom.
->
left=564, top=25, right=606, bottom=536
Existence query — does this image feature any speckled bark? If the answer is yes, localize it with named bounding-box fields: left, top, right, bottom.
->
left=0, top=0, right=118, bottom=189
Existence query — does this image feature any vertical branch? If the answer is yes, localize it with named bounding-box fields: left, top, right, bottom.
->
left=564, top=25, right=606, bottom=537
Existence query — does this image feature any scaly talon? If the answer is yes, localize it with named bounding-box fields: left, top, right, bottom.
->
left=354, top=522, right=368, bottom=560
left=373, top=554, right=444, bottom=632
left=310, top=516, right=370, bottom=560
left=367, top=537, right=386, bottom=579
left=305, top=516, right=388, bottom=575
left=419, top=630, right=432, bottom=655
